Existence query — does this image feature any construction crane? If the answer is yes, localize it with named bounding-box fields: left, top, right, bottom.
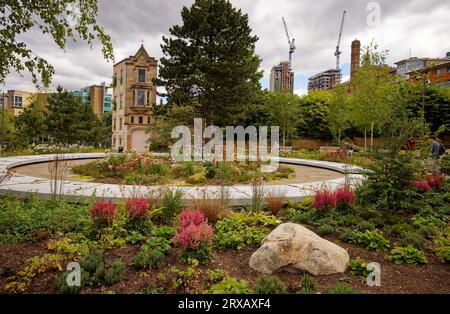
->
left=282, top=17, right=296, bottom=71
left=334, top=10, right=347, bottom=73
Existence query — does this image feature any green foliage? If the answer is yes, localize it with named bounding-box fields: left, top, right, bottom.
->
left=348, top=258, right=374, bottom=278
left=434, top=235, right=450, bottom=263
left=46, top=89, right=106, bottom=145
left=253, top=275, right=287, bottom=294
left=354, top=230, right=390, bottom=251
left=387, top=245, right=427, bottom=264
left=0, top=0, right=113, bottom=88
left=439, top=155, right=450, bottom=175
left=206, top=269, right=226, bottom=283
left=326, top=281, right=362, bottom=294
left=206, top=276, right=253, bottom=294
left=13, top=97, right=48, bottom=146
left=126, top=231, right=145, bottom=244
left=103, top=259, right=126, bottom=285
left=0, top=109, right=16, bottom=145
left=317, top=224, right=336, bottom=236
left=357, top=152, right=418, bottom=212
left=181, top=244, right=212, bottom=265
left=79, top=250, right=104, bottom=274
left=156, top=0, right=262, bottom=125
left=297, top=90, right=332, bottom=138
left=161, top=189, right=183, bottom=224
left=132, top=229, right=173, bottom=270
left=298, top=274, right=317, bottom=294
left=0, top=196, right=90, bottom=244
left=339, top=229, right=360, bottom=243
left=214, top=212, right=277, bottom=250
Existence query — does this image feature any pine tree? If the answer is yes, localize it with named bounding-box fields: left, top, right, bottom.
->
left=156, top=0, right=263, bottom=126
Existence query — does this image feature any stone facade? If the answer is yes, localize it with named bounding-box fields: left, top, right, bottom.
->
left=111, top=45, right=157, bottom=153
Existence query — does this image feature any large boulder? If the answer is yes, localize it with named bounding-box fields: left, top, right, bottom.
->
left=249, top=223, right=349, bottom=276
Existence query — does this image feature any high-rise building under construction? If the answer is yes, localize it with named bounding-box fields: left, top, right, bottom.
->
left=269, top=61, right=294, bottom=93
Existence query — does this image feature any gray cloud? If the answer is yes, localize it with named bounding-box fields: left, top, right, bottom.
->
left=3, top=0, right=450, bottom=94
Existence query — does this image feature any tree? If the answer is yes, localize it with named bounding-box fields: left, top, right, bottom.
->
left=0, top=109, right=15, bottom=146
left=0, top=0, right=113, bottom=87
left=349, top=41, right=395, bottom=149
left=328, top=84, right=350, bottom=143
left=14, top=94, right=48, bottom=145
left=46, top=87, right=102, bottom=145
left=297, top=90, right=332, bottom=139
left=156, top=0, right=263, bottom=126
left=264, top=92, right=301, bottom=146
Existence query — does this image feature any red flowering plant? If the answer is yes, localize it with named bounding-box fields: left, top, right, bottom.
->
left=90, top=199, right=117, bottom=227
left=124, top=197, right=153, bottom=234
left=312, top=190, right=337, bottom=212
left=426, top=173, right=444, bottom=189
left=413, top=180, right=431, bottom=193
left=334, top=187, right=356, bottom=213
left=172, top=209, right=214, bottom=264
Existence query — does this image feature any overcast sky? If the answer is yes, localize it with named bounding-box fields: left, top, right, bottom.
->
left=3, top=0, right=450, bottom=96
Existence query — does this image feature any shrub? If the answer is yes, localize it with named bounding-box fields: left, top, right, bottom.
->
left=387, top=245, right=427, bottom=264
left=89, top=199, right=117, bottom=226
left=434, top=235, right=450, bottom=263
left=312, top=190, right=336, bottom=212
left=334, top=187, right=355, bottom=213
left=206, top=277, right=253, bottom=294
left=161, top=189, right=183, bottom=224
left=326, top=281, right=362, bottom=294
left=104, top=259, right=126, bottom=285
left=413, top=180, right=431, bottom=193
left=438, top=155, right=450, bottom=175
left=265, top=189, right=286, bottom=216
left=194, top=198, right=233, bottom=224
left=356, top=220, right=376, bottom=232
left=206, top=269, right=226, bottom=283
left=355, top=230, right=389, bottom=251
left=133, top=232, right=172, bottom=269
left=339, top=229, right=360, bottom=243
left=398, top=230, right=426, bottom=250
left=173, top=209, right=214, bottom=264
left=317, top=224, right=335, bottom=236
left=125, top=197, right=150, bottom=219
left=56, top=270, right=89, bottom=294
left=298, top=274, right=317, bottom=294
left=79, top=250, right=104, bottom=274
left=384, top=223, right=413, bottom=237
left=253, top=275, right=287, bottom=294
left=214, top=212, right=277, bottom=250
left=133, top=249, right=165, bottom=269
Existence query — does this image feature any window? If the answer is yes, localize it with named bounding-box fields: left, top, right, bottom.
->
left=119, top=118, right=122, bottom=130
left=113, top=118, right=116, bottom=130
left=147, top=117, right=151, bottom=124
left=119, top=94, right=123, bottom=109
left=14, top=95, right=23, bottom=107
left=136, top=91, right=145, bottom=106
left=114, top=96, right=117, bottom=110
left=138, top=69, right=145, bottom=83
left=437, top=67, right=448, bottom=75
left=138, top=116, right=143, bottom=124
left=131, top=116, right=134, bottom=124
left=120, top=69, right=124, bottom=85
left=113, top=137, right=116, bottom=147
left=119, top=137, right=122, bottom=146
left=147, top=91, right=151, bottom=105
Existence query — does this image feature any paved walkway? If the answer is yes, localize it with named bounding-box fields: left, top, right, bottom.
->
left=0, top=153, right=364, bottom=205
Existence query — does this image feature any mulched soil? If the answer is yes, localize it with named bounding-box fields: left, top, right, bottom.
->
left=0, top=233, right=449, bottom=294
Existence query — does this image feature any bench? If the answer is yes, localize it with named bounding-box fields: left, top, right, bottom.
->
left=319, top=146, right=340, bottom=154
left=280, top=146, right=293, bottom=152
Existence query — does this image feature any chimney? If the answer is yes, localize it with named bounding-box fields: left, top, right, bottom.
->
left=351, top=39, right=361, bottom=80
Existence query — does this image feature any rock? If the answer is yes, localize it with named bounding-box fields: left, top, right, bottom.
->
left=249, top=223, right=349, bottom=276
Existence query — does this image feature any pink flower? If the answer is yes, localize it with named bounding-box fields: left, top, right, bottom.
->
left=125, top=197, right=150, bottom=219
left=90, top=199, right=117, bottom=223
left=426, top=173, right=444, bottom=189
left=312, top=190, right=337, bottom=211
left=173, top=209, right=214, bottom=249
left=413, top=180, right=431, bottom=193
left=335, top=187, right=355, bottom=208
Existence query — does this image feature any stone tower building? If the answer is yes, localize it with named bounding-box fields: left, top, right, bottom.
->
left=111, top=45, right=157, bottom=152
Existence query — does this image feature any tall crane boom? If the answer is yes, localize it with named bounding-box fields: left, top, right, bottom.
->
left=282, top=17, right=296, bottom=71
left=334, top=10, right=347, bottom=73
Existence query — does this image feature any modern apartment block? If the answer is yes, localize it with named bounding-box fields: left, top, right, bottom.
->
left=71, top=83, right=112, bottom=119
left=269, top=61, right=294, bottom=93
left=407, top=59, right=450, bottom=88
left=111, top=44, right=157, bottom=152
left=393, top=52, right=450, bottom=80
left=307, top=69, right=341, bottom=92
left=1, top=90, right=35, bottom=116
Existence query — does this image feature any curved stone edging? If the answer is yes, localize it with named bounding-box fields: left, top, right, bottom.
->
left=0, top=153, right=364, bottom=205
